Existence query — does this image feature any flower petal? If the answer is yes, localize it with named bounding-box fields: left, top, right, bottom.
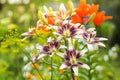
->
left=60, top=62, right=70, bottom=69
left=72, top=66, right=78, bottom=76
left=95, top=38, right=108, bottom=41
left=59, top=45, right=67, bottom=49
left=97, top=42, right=106, bottom=47
left=81, top=64, right=90, bottom=70
left=76, top=53, right=82, bottom=59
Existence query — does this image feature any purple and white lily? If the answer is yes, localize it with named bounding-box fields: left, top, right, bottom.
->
left=53, top=20, right=82, bottom=38
left=40, top=37, right=66, bottom=57
left=21, top=27, right=36, bottom=40
left=59, top=48, right=89, bottom=76
left=82, top=28, right=108, bottom=49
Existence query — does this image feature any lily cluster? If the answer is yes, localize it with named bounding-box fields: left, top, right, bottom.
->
left=22, top=0, right=112, bottom=79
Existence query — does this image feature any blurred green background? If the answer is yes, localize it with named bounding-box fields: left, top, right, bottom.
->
left=0, top=0, right=120, bottom=80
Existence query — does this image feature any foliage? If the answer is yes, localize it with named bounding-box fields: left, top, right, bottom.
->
left=0, top=0, right=120, bottom=80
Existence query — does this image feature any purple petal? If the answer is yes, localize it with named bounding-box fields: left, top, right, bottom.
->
left=64, top=55, right=70, bottom=61
left=43, top=46, right=50, bottom=52
left=54, top=41, right=59, bottom=48
left=77, top=62, right=83, bottom=66
left=48, top=42, right=54, bottom=47
left=68, top=49, right=76, bottom=57
left=60, top=62, right=71, bottom=69
left=76, top=53, right=82, bottom=59
left=58, top=28, right=63, bottom=34
left=82, top=32, right=88, bottom=40
left=70, top=27, right=76, bottom=36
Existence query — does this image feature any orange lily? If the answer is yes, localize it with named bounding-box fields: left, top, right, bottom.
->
left=47, top=16, right=55, bottom=25
left=72, top=0, right=112, bottom=26
left=37, top=20, right=51, bottom=34
left=93, top=11, right=113, bottom=26
left=72, top=0, right=99, bottom=24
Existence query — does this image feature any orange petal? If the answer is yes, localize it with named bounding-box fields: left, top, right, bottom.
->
left=72, top=14, right=83, bottom=23
left=27, top=73, right=33, bottom=79
left=47, top=16, right=55, bottom=25
left=36, top=74, right=41, bottom=78
left=88, top=4, right=99, bottom=14
left=32, top=63, right=39, bottom=69
left=104, top=16, right=113, bottom=21
left=93, top=11, right=112, bottom=26
left=80, top=0, right=86, bottom=5
left=60, top=69, right=65, bottom=74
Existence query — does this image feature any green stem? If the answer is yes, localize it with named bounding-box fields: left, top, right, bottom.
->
left=43, top=59, right=59, bottom=67
left=51, top=57, right=53, bottom=80
left=64, top=37, right=68, bottom=52
left=32, top=62, right=44, bottom=80
left=87, top=48, right=92, bottom=80
left=88, top=56, right=91, bottom=80
left=71, top=68, right=75, bottom=80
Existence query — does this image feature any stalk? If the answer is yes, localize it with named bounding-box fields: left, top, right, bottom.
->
left=87, top=48, right=92, bottom=80
left=51, top=57, right=53, bottom=80
left=32, top=62, right=44, bottom=80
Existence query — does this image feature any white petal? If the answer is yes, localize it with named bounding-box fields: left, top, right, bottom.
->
left=21, top=32, right=29, bottom=36
left=87, top=44, right=94, bottom=51
left=22, top=62, right=32, bottom=71
left=87, top=28, right=95, bottom=32
left=72, top=66, right=78, bottom=76
left=59, top=45, right=67, bottom=49
left=81, top=49, right=88, bottom=55
left=47, top=37, right=53, bottom=42
left=49, top=25, right=58, bottom=30
left=43, top=6, right=49, bottom=13
left=81, top=64, right=90, bottom=70
left=37, top=54, right=47, bottom=60
left=56, top=36, right=62, bottom=41
left=87, top=44, right=98, bottom=51
left=60, top=63, right=68, bottom=69
left=98, top=42, right=106, bottom=47
left=74, top=23, right=81, bottom=28
left=36, top=44, right=42, bottom=49
left=97, top=38, right=108, bottom=41
left=49, top=52, right=55, bottom=57
left=53, top=32, right=60, bottom=35
left=59, top=3, right=66, bottom=14
left=57, top=53, right=65, bottom=58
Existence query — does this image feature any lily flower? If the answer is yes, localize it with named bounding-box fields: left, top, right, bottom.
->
left=72, top=0, right=99, bottom=24
left=40, top=37, right=61, bottom=56
left=21, top=27, right=36, bottom=40
left=43, top=6, right=55, bottom=25
left=82, top=28, right=108, bottom=48
left=72, top=0, right=112, bottom=26
left=55, top=3, right=69, bottom=22
left=93, top=11, right=113, bottom=26
left=59, top=48, right=89, bottom=76
left=53, top=20, right=81, bottom=38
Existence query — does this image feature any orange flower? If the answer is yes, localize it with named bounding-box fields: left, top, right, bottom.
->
left=47, top=16, right=55, bottom=25
left=37, top=20, right=51, bottom=34
left=47, top=66, right=51, bottom=70
left=36, top=73, right=41, bottom=78
left=74, top=76, right=80, bottom=80
left=60, top=69, right=65, bottom=74
left=72, top=0, right=99, bottom=24
left=93, top=11, right=113, bottom=26
left=32, top=63, right=39, bottom=69
left=27, top=73, right=34, bottom=79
